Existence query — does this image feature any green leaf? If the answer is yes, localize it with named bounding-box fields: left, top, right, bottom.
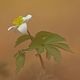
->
left=28, top=35, right=44, bottom=51
left=36, top=46, right=44, bottom=54
left=53, top=43, right=72, bottom=52
left=15, top=34, right=30, bottom=47
left=36, top=31, right=66, bottom=44
left=15, top=51, right=25, bottom=72
left=28, top=35, right=45, bottom=54
left=45, top=44, right=61, bottom=63
left=28, top=31, right=66, bottom=54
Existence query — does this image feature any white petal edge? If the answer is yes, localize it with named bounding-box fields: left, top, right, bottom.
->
left=8, top=26, right=16, bottom=31
left=23, top=14, right=32, bottom=22
left=17, top=23, right=27, bottom=34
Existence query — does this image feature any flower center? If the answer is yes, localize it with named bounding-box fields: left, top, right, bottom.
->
left=12, top=16, right=24, bottom=27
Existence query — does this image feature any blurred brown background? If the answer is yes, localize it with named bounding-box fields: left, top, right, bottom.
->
left=0, top=0, right=80, bottom=80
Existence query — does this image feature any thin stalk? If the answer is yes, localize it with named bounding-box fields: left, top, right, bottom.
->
left=27, top=30, right=45, bottom=69
left=27, top=30, right=33, bottom=40
left=36, top=54, right=45, bottom=69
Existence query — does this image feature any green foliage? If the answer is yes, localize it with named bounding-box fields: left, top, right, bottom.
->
left=15, top=50, right=25, bottom=72
left=53, top=43, right=72, bottom=52
left=15, top=34, right=30, bottom=47
left=45, top=44, right=61, bottom=63
left=36, top=31, right=66, bottom=44
left=28, top=35, right=45, bottom=53
left=29, top=31, right=66, bottom=49
left=15, top=31, right=72, bottom=71
left=28, top=31, right=71, bottom=62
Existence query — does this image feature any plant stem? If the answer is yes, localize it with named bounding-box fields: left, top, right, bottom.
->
left=27, top=30, right=33, bottom=40
left=27, top=30, right=45, bottom=69
left=36, top=54, right=45, bottom=69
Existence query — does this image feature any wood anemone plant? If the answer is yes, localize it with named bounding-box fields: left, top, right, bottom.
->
left=8, top=14, right=72, bottom=72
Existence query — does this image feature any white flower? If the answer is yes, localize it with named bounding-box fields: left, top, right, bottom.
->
left=17, top=23, right=27, bottom=34
left=23, top=15, right=32, bottom=22
left=8, top=14, right=32, bottom=34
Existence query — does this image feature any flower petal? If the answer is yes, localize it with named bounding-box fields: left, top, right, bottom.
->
left=8, top=26, right=16, bottom=31
left=23, top=14, right=32, bottom=22
left=17, top=23, right=27, bottom=34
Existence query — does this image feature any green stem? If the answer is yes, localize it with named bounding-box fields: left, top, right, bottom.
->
left=27, top=30, right=33, bottom=40
left=27, top=30, right=45, bottom=69
left=36, top=54, right=45, bottom=69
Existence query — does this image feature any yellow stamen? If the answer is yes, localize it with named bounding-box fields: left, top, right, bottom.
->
left=12, top=16, right=23, bottom=27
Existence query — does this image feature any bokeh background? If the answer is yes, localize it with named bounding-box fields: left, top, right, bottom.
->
left=0, top=0, right=80, bottom=80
